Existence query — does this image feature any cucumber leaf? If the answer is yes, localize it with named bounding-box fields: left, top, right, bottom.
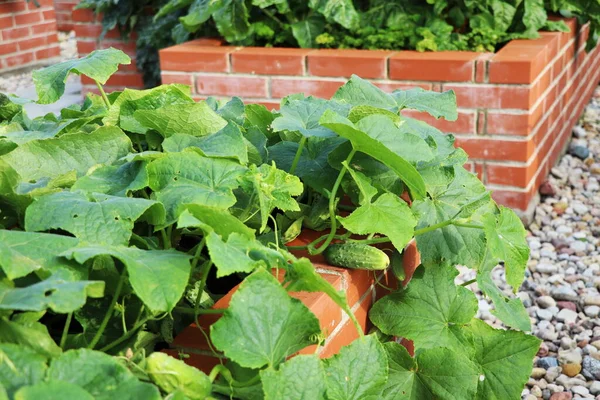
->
left=393, top=88, right=458, bottom=121
left=260, top=355, right=326, bottom=400
left=0, top=343, right=48, bottom=398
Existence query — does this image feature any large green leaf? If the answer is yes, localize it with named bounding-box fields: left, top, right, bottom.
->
left=162, top=122, right=248, bottom=164
left=323, top=335, right=387, bottom=400
left=147, top=151, right=246, bottom=224
left=0, top=343, right=47, bottom=398
left=332, top=75, right=396, bottom=109
left=476, top=250, right=531, bottom=332
left=205, top=231, right=269, bottom=277
left=370, top=266, right=477, bottom=350
left=261, top=355, right=326, bottom=400
left=412, top=167, right=491, bottom=268
left=483, top=206, right=529, bottom=291
left=213, top=0, right=252, bottom=42
left=381, top=342, right=479, bottom=400
left=32, top=48, right=130, bottom=104
left=134, top=102, right=227, bottom=138
left=14, top=381, right=94, bottom=400
left=180, top=0, right=222, bottom=31
left=468, top=319, right=540, bottom=400
left=0, top=230, right=80, bottom=280
left=0, top=319, right=62, bottom=358
left=239, top=163, right=303, bottom=232
left=0, top=126, right=131, bottom=182
left=25, top=191, right=164, bottom=246
left=47, top=349, right=161, bottom=400
left=64, top=246, right=191, bottom=313
left=393, top=88, right=458, bottom=121
left=319, top=110, right=426, bottom=199
left=338, top=193, right=416, bottom=251
left=272, top=97, right=346, bottom=138
left=211, top=269, right=321, bottom=368
left=523, top=0, right=546, bottom=33
left=309, top=0, right=359, bottom=29
left=0, top=271, right=104, bottom=313
left=71, top=161, right=149, bottom=197
left=292, top=15, right=325, bottom=47
left=178, top=204, right=255, bottom=240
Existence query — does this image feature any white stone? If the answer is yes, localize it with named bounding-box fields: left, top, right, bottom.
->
left=556, top=308, right=578, bottom=324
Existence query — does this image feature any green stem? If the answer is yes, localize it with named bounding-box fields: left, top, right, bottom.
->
left=452, top=222, right=484, bottom=230
left=160, top=229, right=171, bottom=250
left=289, top=136, right=307, bottom=175
left=261, top=8, right=286, bottom=28
left=60, top=312, right=72, bottom=349
left=461, top=278, right=477, bottom=286
left=210, top=365, right=261, bottom=387
left=174, top=306, right=224, bottom=315
left=239, top=189, right=256, bottom=223
left=95, top=80, right=110, bottom=108
left=88, top=268, right=126, bottom=349
left=190, top=238, right=206, bottom=271
left=350, top=237, right=391, bottom=245
left=311, top=149, right=357, bottom=255
left=194, top=261, right=214, bottom=318
left=98, top=317, right=150, bottom=353
left=413, top=219, right=454, bottom=236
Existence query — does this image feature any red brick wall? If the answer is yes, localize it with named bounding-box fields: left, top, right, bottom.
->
left=72, top=9, right=144, bottom=93
left=53, top=0, right=76, bottom=31
left=158, top=19, right=600, bottom=214
left=0, top=0, right=60, bottom=72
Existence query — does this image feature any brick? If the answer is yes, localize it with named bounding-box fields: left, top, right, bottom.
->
left=81, top=73, right=145, bottom=88
left=232, top=47, right=309, bottom=76
left=0, top=1, right=26, bottom=14
left=491, top=190, right=532, bottom=211
left=5, top=51, right=34, bottom=68
left=475, top=53, right=493, bottom=83
left=161, top=73, right=193, bottom=87
left=35, top=45, right=60, bottom=60
left=401, top=109, right=476, bottom=134
left=42, top=9, right=56, bottom=21
left=0, top=42, right=17, bottom=55
left=486, top=112, right=530, bottom=135
left=196, top=75, right=267, bottom=98
left=489, top=41, right=547, bottom=84
left=307, top=49, right=392, bottom=79
left=455, top=137, right=533, bottom=162
left=14, top=11, right=42, bottom=26
left=373, top=82, right=432, bottom=92
left=474, top=162, right=485, bottom=182
left=72, top=9, right=97, bottom=23
left=0, top=16, right=13, bottom=29
left=1, top=26, right=29, bottom=41
left=18, top=36, right=47, bottom=51
left=477, top=110, right=486, bottom=134
left=486, top=162, right=536, bottom=187
left=444, top=84, right=533, bottom=109
left=389, top=51, right=478, bottom=82
left=271, top=78, right=344, bottom=99
left=160, top=45, right=237, bottom=72
left=31, top=21, right=56, bottom=35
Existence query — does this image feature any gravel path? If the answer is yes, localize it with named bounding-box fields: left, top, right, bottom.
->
left=458, top=89, right=600, bottom=400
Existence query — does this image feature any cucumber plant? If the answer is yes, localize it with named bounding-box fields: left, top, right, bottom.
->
left=0, top=48, right=540, bottom=399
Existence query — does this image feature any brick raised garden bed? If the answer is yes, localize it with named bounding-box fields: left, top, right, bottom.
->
left=53, top=0, right=77, bottom=32
left=0, top=0, right=60, bottom=72
left=71, top=8, right=144, bottom=92
left=159, top=19, right=600, bottom=217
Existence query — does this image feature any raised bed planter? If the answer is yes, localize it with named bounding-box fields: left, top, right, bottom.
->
left=52, top=0, right=77, bottom=32
left=159, top=19, right=600, bottom=217
left=0, top=0, right=60, bottom=73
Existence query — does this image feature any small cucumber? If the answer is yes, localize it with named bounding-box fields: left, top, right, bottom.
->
left=324, top=242, right=390, bottom=270
left=390, top=250, right=406, bottom=281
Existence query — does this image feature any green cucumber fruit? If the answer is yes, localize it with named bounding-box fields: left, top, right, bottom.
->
left=324, top=242, right=390, bottom=270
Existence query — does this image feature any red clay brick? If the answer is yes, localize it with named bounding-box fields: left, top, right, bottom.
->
left=389, top=51, right=478, bottom=82
left=486, top=163, right=536, bottom=187
left=0, top=42, right=17, bottom=56
left=445, top=84, right=533, bottom=109
left=489, top=41, right=547, bottom=84
left=81, top=73, right=144, bottom=88
left=18, top=36, right=47, bottom=51
left=42, top=9, right=56, bottom=21
left=271, top=78, right=344, bottom=99
left=401, top=109, right=476, bottom=134
left=15, top=11, right=42, bottom=26
left=374, top=82, right=432, bottom=92
left=232, top=47, right=308, bottom=76
left=477, top=110, right=486, bottom=134
left=0, top=15, right=13, bottom=29
left=475, top=53, right=493, bottom=83
left=30, top=21, right=56, bottom=35
left=160, top=45, right=237, bottom=73
left=1, top=26, right=29, bottom=41
left=307, top=49, right=392, bottom=79
left=35, top=45, right=60, bottom=60
left=455, top=137, right=533, bottom=162
left=0, top=1, right=26, bottom=14
left=486, top=112, right=531, bottom=135
left=5, top=51, right=34, bottom=68
left=196, top=75, right=267, bottom=98
left=72, top=9, right=97, bottom=23
left=161, top=73, right=193, bottom=87
left=491, top=190, right=532, bottom=211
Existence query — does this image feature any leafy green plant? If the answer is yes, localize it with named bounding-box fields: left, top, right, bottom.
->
left=0, top=48, right=541, bottom=399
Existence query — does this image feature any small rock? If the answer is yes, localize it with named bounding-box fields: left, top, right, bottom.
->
left=590, top=163, right=600, bottom=175
left=532, top=367, right=548, bottom=379
left=585, top=305, right=600, bottom=318
left=551, top=167, right=568, bottom=179
left=558, top=348, right=582, bottom=365
left=573, top=125, right=587, bottom=138
left=590, top=381, right=600, bottom=396
left=551, top=287, right=579, bottom=302
left=572, top=202, right=590, bottom=215
left=569, top=144, right=590, bottom=160
left=540, top=180, right=558, bottom=196
left=538, top=296, right=557, bottom=308
left=531, top=386, right=543, bottom=398
left=582, top=355, right=600, bottom=380
left=539, top=357, right=560, bottom=369
left=536, top=263, right=559, bottom=274
left=524, top=394, right=537, bottom=400
left=556, top=309, right=578, bottom=324
left=537, top=309, right=554, bottom=321
left=556, top=301, right=577, bottom=312
left=570, top=241, right=587, bottom=252
left=591, top=340, right=600, bottom=350
left=571, top=385, right=589, bottom=396
left=549, top=392, right=572, bottom=400
left=561, top=363, right=581, bottom=377
left=584, top=296, right=600, bottom=306
left=545, top=366, right=562, bottom=382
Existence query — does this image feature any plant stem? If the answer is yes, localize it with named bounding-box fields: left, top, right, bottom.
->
left=194, top=261, right=214, bottom=318
left=461, top=278, right=477, bottom=286
left=88, top=268, right=127, bottom=349
left=160, top=228, right=171, bottom=249
left=95, top=80, right=111, bottom=108
left=452, top=222, right=484, bottom=230
left=413, top=219, right=454, bottom=236
left=174, top=307, right=224, bottom=315
left=60, top=312, right=72, bottom=349
left=351, top=237, right=391, bottom=245
left=289, top=136, right=307, bottom=175
left=98, top=317, right=149, bottom=353
left=190, top=237, right=206, bottom=271
left=312, top=148, right=357, bottom=255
